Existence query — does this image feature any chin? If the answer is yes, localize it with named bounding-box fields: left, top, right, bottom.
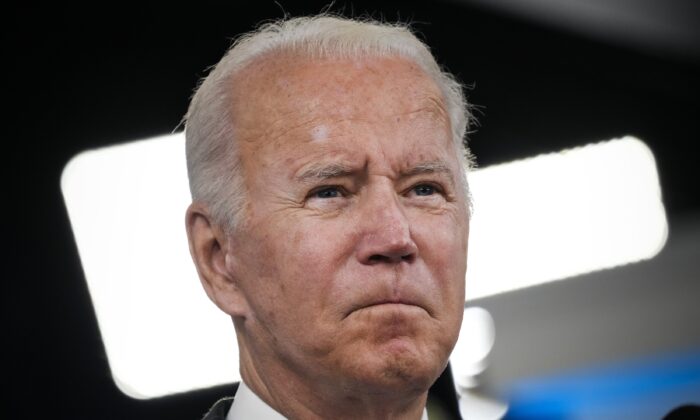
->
left=355, top=338, right=446, bottom=395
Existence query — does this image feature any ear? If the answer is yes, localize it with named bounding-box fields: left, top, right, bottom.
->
left=185, top=202, right=249, bottom=317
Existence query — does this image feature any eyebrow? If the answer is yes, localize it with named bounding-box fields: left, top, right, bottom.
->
left=402, top=160, right=452, bottom=177
left=296, top=160, right=455, bottom=185
left=295, top=163, right=356, bottom=183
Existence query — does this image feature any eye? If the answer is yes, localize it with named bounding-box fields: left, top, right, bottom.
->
left=412, top=184, right=437, bottom=196
left=311, top=186, right=343, bottom=199
left=306, top=185, right=350, bottom=210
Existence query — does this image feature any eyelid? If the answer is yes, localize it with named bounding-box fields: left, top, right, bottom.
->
left=306, top=184, right=348, bottom=199
left=404, top=181, right=445, bottom=196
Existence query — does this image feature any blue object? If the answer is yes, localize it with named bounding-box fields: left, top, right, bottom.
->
left=504, top=349, right=700, bottom=419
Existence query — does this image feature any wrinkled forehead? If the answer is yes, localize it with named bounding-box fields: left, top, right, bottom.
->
left=227, top=52, right=450, bottom=135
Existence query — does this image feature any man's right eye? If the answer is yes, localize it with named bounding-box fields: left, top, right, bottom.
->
left=312, top=186, right=342, bottom=199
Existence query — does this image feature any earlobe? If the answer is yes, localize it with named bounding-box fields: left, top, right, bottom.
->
left=185, top=203, right=249, bottom=317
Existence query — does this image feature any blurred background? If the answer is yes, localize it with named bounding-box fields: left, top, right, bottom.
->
left=6, top=1, right=700, bottom=418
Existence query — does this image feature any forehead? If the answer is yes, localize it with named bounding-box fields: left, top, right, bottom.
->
left=229, top=53, right=449, bottom=136
left=227, top=53, right=455, bottom=176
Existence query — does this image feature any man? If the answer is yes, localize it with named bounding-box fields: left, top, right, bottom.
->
left=185, top=15, right=473, bottom=420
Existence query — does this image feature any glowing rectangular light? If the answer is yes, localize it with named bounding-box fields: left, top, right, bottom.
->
left=61, top=133, right=240, bottom=399
left=61, top=134, right=666, bottom=399
left=465, top=137, right=667, bottom=300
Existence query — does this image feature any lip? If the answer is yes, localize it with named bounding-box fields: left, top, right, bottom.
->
left=345, top=298, right=427, bottom=318
left=369, top=299, right=415, bottom=307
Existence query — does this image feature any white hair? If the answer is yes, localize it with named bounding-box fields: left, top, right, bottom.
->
left=185, top=15, right=473, bottom=231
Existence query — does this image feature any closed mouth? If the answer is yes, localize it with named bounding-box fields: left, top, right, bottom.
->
left=345, top=299, right=427, bottom=318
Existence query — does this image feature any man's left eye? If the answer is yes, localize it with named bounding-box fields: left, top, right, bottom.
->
left=413, top=184, right=436, bottom=196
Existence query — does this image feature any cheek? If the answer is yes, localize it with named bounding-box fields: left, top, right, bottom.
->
left=250, top=219, right=358, bottom=354
left=286, top=219, right=354, bottom=291
left=412, top=211, right=468, bottom=301
left=251, top=218, right=353, bottom=317
left=416, top=213, right=468, bottom=355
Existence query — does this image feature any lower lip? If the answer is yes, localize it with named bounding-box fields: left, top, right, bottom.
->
left=362, top=302, right=425, bottom=313
left=372, top=302, right=411, bottom=307
left=345, top=303, right=427, bottom=319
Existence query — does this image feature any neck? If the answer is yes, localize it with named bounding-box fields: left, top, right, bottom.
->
left=236, top=332, right=429, bottom=420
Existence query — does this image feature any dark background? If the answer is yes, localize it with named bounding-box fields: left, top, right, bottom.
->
left=6, top=1, right=699, bottom=418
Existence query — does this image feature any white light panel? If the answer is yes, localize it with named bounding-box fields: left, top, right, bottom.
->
left=61, top=133, right=239, bottom=398
left=465, top=136, right=667, bottom=300
left=61, top=134, right=667, bottom=399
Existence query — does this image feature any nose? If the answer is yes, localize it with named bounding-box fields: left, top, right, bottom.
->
left=356, top=190, right=418, bottom=265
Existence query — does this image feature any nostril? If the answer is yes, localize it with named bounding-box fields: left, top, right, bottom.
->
left=369, top=254, right=387, bottom=263
left=401, top=254, right=414, bottom=262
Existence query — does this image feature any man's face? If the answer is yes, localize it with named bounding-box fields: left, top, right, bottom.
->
left=225, top=54, right=469, bottom=394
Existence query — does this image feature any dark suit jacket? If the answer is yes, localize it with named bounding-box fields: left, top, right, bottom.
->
left=200, top=382, right=239, bottom=420
left=201, top=397, right=234, bottom=420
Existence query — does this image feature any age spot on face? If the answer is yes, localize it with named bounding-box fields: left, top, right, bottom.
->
left=310, top=125, right=329, bottom=143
